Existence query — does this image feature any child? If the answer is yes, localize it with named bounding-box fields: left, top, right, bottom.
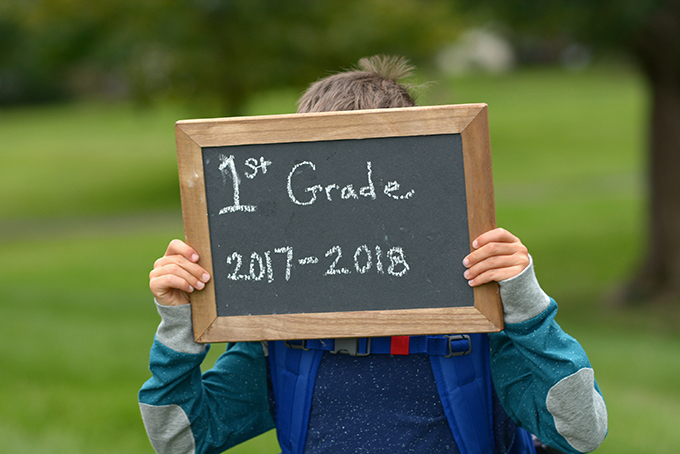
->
left=140, top=55, right=607, bottom=454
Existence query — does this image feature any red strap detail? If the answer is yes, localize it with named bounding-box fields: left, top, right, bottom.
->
left=390, top=336, right=410, bottom=355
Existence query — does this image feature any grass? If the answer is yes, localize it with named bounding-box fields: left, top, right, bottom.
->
left=1, top=64, right=678, bottom=453
left=0, top=103, right=183, bottom=219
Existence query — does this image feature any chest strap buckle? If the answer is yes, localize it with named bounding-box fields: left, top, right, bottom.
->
left=330, top=337, right=371, bottom=356
left=283, top=339, right=310, bottom=351
left=444, top=334, right=471, bottom=357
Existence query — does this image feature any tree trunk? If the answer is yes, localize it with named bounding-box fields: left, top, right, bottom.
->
left=623, top=2, right=680, bottom=304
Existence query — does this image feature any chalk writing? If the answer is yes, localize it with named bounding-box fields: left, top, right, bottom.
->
left=324, top=245, right=351, bottom=276
left=217, top=156, right=416, bottom=213
left=197, top=132, right=477, bottom=321
left=274, top=246, right=294, bottom=282
left=353, top=244, right=372, bottom=274
left=224, top=244, right=410, bottom=283
left=287, top=160, right=413, bottom=206
left=384, top=181, right=415, bottom=200
left=244, top=156, right=272, bottom=179
left=218, top=155, right=258, bottom=214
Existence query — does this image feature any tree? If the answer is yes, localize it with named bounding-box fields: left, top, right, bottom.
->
left=0, top=0, right=461, bottom=112
left=461, top=0, right=680, bottom=305
left=125, top=0, right=461, bottom=115
left=627, top=2, right=680, bottom=305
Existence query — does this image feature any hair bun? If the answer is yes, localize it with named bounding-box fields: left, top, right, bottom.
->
left=356, top=55, right=415, bottom=82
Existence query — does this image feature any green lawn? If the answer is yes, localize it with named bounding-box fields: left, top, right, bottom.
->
left=1, top=65, right=678, bottom=453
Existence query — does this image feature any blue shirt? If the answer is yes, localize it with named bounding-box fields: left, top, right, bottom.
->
left=306, top=353, right=458, bottom=453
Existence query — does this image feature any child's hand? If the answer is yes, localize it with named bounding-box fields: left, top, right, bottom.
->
left=149, top=240, right=211, bottom=306
left=463, top=228, right=530, bottom=287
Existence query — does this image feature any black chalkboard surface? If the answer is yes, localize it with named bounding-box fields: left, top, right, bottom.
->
left=176, top=104, right=502, bottom=342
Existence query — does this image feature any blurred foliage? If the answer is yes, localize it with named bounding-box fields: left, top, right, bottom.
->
left=458, top=0, right=670, bottom=46
left=457, top=0, right=680, bottom=307
left=0, top=0, right=461, bottom=114
left=4, top=0, right=672, bottom=111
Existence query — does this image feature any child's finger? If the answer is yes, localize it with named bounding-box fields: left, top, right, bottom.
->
left=465, top=263, right=528, bottom=287
left=463, top=228, right=530, bottom=286
left=165, top=239, right=200, bottom=263
left=463, top=241, right=519, bottom=268
left=471, top=228, right=518, bottom=249
left=150, top=258, right=212, bottom=306
left=153, top=255, right=211, bottom=285
left=150, top=273, right=197, bottom=297
left=465, top=253, right=510, bottom=277
left=151, top=261, right=207, bottom=290
left=464, top=251, right=525, bottom=278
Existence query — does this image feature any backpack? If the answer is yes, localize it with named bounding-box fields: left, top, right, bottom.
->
left=268, top=334, right=536, bottom=454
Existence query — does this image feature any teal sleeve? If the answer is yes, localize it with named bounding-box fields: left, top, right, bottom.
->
left=489, top=300, right=607, bottom=453
left=139, top=339, right=275, bottom=454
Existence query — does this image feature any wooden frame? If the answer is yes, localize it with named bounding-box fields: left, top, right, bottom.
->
left=176, top=104, right=502, bottom=342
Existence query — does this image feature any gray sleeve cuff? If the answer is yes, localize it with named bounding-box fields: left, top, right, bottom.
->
left=498, top=256, right=551, bottom=324
left=155, top=300, right=207, bottom=355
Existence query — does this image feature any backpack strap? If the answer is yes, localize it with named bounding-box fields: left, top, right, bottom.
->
left=508, top=427, right=537, bottom=454
left=429, top=333, right=496, bottom=454
left=268, top=340, right=323, bottom=454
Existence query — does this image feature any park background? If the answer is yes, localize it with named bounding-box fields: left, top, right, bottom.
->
left=1, top=1, right=679, bottom=453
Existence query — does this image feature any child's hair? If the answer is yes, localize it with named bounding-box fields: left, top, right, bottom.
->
left=296, top=55, right=418, bottom=113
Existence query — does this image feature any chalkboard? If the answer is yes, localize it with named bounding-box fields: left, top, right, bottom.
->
left=176, top=104, right=502, bottom=342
